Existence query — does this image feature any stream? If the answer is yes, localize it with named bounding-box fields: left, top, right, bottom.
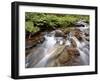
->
left=26, top=26, right=89, bottom=68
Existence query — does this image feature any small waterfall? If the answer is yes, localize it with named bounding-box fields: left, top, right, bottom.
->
left=42, top=34, right=56, bottom=49
left=34, top=48, right=57, bottom=67
left=26, top=27, right=89, bottom=67
left=72, top=36, right=89, bottom=65
left=33, top=34, right=57, bottom=67
left=65, top=40, right=71, bottom=46
left=78, top=48, right=89, bottom=65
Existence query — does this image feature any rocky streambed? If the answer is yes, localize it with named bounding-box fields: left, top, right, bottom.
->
left=25, top=26, right=89, bottom=68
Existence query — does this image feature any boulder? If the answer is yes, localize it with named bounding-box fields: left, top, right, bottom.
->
left=56, top=47, right=70, bottom=65
left=67, top=48, right=80, bottom=56
left=55, top=29, right=64, bottom=37
left=55, top=47, right=80, bottom=66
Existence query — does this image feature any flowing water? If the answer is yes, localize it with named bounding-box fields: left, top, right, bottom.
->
left=71, top=36, right=89, bottom=65
left=26, top=26, right=89, bottom=68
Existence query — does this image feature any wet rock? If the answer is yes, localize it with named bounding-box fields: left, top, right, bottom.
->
left=55, top=29, right=64, bottom=37
left=84, top=28, right=89, bottom=36
left=56, top=47, right=70, bottom=65
left=26, top=32, right=45, bottom=49
left=26, top=37, right=45, bottom=49
left=67, top=48, right=80, bottom=56
left=70, top=38, right=77, bottom=47
left=84, top=33, right=89, bottom=36
left=64, top=30, right=70, bottom=35
left=85, top=37, right=89, bottom=41
left=55, top=47, right=80, bottom=66
left=74, top=30, right=83, bottom=41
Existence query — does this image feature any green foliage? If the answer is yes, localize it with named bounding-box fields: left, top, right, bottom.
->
left=25, top=21, right=39, bottom=32
left=25, top=12, right=89, bottom=32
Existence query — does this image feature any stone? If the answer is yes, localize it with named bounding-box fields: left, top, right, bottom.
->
left=70, top=38, right=77, bottom=47
left=55, top=29, right=64, bottom=37
left=55, top=47, right=80, bottom=66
